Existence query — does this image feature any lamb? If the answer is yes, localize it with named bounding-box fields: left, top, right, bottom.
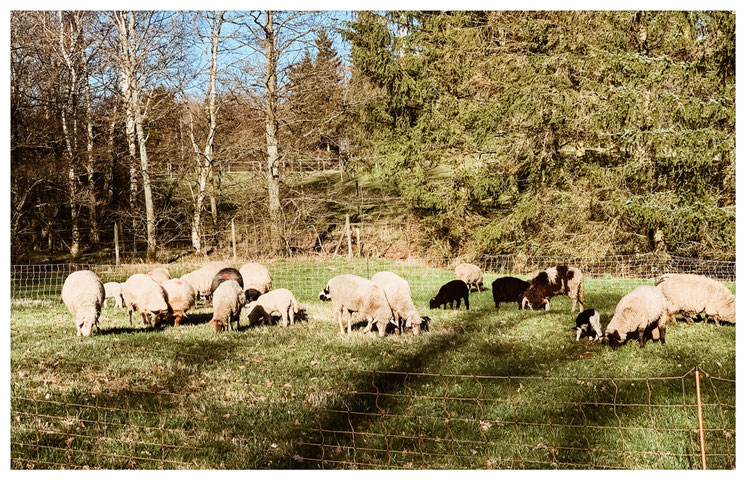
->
left=147, top=267, right=171, bottom=284
left=371, top=271, right=425, bottom=335
left=180, top=261, right=230, bottom=301
left=122, top=273, right=170, bottom=327
left=161, top=278, right=196, bottom=326
left=655, top=273, right=735, bottom=326
left=574, top=309, right=602, bottom=341
left=61, top=270, right=106, bottom=337
left=491, top=276, right=530, bottom=311
left=245, top=288, right=299, bottom=328
left=210, top=267, right=244, bottom=297
left=319, top=274, right=394, bottom=336
left=239, top=262, right=272, bottom=301
left=604, top=286, right=668, bottom=348
left=521, top=266, right=584, bottom=312
left=103, top=281, right=125, bottom=309
left=429, top=280, right=469, bottom=310
left=210, top=279, right=246, bottom=332
left=455, top=263, right=485, bottom=292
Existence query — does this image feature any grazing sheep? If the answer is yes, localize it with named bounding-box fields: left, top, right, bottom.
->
left=61, top=270, right=106, bottom=337
left=147, top=267, right=171, bottom=284
left=239, top=262, right=272, bottom=301
left=319, top=274, right=394, bottom=336
left=180, top=261, right=230, bottom=302
left=122, top=274, right=169, bottom=327
left=455, top=263, right=485, bottom=292
left=210, top=267, right=244, bottom=297
left=371, top=271, right=424, bottom=335
left=245, top=288, right=299, bottom=327
left=429, top=280, right=469, bottom=310
left=491, top=276, right=530, bottom=311
left=103, top=282, right=125, bottom=309
left=655, top=273, right=735, bottom=326
left=604, top=286, right=668, bottom=349
left=574, top=309, right=602, bottom=341
left=161, top=278, right=196, bottom=326
left=210, top=280, right=245, bottom=332
left=521, top=266, right=584, bottom=312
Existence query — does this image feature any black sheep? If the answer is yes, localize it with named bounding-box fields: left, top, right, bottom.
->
left=491, top=276, right=530, bottom=311
left=210, top=268, right=244, bottom=297
left=429, top=280, right=469, bottom=310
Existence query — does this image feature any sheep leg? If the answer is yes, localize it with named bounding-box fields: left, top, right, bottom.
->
left=464, top=296, right=470, bottom=311
left=347, top=310, right=352, bottom=334
left=288, top=306, right=295, bottom=326
left=638, top=326, right=647, bottom=348
left=455, top=298, right=461, bottom=309
left=128, top=310, right=133, bottom=326
left=659, top=323, right=666, bottom=345
left=281, top=310, right=288, bottom=328
left=336, top=308, right=345, bottom=334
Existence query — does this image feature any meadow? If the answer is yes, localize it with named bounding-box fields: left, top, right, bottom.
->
left=10, top=258, right=736, bottom=469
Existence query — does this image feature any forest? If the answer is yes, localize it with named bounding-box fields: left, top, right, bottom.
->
left=9, top=11, right=736, bottom=264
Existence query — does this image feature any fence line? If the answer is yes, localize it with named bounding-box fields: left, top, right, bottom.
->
left=10, top=365, right=735, bottom=469
left=10, top=253, right=735, bottom=302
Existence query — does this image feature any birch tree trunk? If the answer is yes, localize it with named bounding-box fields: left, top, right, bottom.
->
left=112, top=11, right=157, bottom=262
left=58, top=11, right=80, bottom=259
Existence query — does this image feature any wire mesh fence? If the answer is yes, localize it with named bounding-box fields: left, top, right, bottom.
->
left=10, top=254, right=736, bottom=304
left=10, top=362, right=735, bottom=470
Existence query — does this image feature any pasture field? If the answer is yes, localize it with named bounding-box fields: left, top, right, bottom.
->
left=10, top=259, right=736, bottom=469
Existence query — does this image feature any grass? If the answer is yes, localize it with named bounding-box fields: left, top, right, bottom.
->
left=10, top=259, right=736, bottom=469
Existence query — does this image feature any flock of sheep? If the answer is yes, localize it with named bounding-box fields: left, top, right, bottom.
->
left=60, top=260, right=735, bottom=348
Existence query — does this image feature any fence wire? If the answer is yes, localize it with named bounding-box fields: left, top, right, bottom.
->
left=10, top=360, right=735, bottom=470
left=9, top=253, right=736, bottom=304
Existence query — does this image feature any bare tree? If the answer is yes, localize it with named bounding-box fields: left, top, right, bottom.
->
left=106, top=11, right=180, bottom=262
left=184, top=11, right=225, bottom=254
left=228, top=11, right=321, bottom=254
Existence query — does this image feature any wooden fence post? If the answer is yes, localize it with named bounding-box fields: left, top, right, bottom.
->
left=231, top=219, right=237, bottom=263
left=345, top=214, right=352, bottom=258
left=114, top=222, right=120, bottom=267
left=695, top=366, right=708, bottom=470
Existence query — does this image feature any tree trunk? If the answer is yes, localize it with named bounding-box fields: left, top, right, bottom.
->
left=77, top=13, right=99, bottom=244
left=263, top=11, right=283, bottom=254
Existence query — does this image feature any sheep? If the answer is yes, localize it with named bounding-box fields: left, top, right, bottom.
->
left=455, top=263, right=485, bottom=292
left=161, top=278, right=196, bottom=326
left=521, top=266, right=584, bottom=312
left=210, top=279, right=246, bottom=332
left=604, top=286, right=668, bottom=349
left=429, top=280, right=469, bottom=310
left=180, top=261, right=230, bottom=302
left=103, top=281, right=125, bottom=309
left=245, top=288, right=299, bottom=328
left=655, top=273, right=735, bottom=326
left=371, top=271, right=425, bottom=335
left=210, top=267, right=244, bottom=297
left=491, top=276, right=530, bottom=311
left=239, top=262, right=272, bottom=301
left=122, top=273, right=169, bottom=327
left=147, top=267, right=171, bottom=284
left=61, top=270, right=106, bottom=337
left=319, top=274, right=394, bottom=336
left=574, top=309, right=602, bottom=341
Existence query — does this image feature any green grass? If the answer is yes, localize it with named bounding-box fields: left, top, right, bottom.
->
left=10, top=260, right=736, bottom=469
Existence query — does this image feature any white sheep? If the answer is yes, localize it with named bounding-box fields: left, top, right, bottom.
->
left=604, top=286, right=668, bottom=348
left=122, top=273, right=169, bottom=327
left=103, top=281, right=124, bottom=309
left=61, top=270, right=106, bottom=337
left=319, top=274, right=394, bottom=336
left=239, top=262, right=272, bottom=301
left=180, top=261, right=230, bottom=301
left=245, top=288, right=299, bottom=328
left=210, top=279, right=246, bottom=332
left=147, top=267, right=171, bottom=284
left=161, top=278, right=196, bottom=326
left=371, top=271, right=424, bottom=335
left=655, top=273, right=735, bottom=326
left=455, top=263, right=485, bottom=292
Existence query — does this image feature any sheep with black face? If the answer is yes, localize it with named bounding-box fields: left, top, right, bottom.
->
left=429, top=280, right=469, bottom=310
left=521, top=266, right=584, bottom=312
